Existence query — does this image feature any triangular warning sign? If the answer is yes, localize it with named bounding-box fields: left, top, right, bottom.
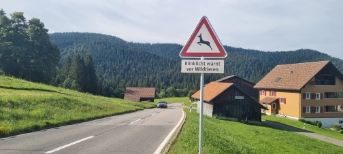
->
left=179, top=16, right=227, bottom=58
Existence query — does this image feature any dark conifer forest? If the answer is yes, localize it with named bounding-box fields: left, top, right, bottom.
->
left=49, top=32, right=343, bottom=98
left=1, top=9, right=343, bottom=99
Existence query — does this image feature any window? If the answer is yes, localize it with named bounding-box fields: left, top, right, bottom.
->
left=271, top=91, right=275, bottom=96
left=338, top=92, right=343, bottom=98
left=272, top=103, right=276, bottom=109
left=280, top=98, right=285, bottom=104
left=262, top=90, right=265, bottom=96
left=305, top=93, right=310, bottom=99
left=274, top=77, right=281, bottom=82
left=316, top=106, right=321, bottom=113
left=315, top=93, right=321, bottom=100
left=306, top=106, right=310, bottom=113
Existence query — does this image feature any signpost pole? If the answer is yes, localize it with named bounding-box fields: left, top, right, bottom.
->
left=199, top=56, right=204, bottom=154
left=178, top=16, right=227, bottom=154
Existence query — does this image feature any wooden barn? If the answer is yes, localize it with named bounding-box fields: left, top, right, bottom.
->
left=216, top=75, right=259, bottom=101
left=192, top=82, right=267, bottom=122
left=124, top=87, right=156, bottom=102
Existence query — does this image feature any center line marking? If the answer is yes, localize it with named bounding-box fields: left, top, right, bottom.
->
left=45, top=136, right=94, bottom=153
left=130, top=119, right=141, bottom=124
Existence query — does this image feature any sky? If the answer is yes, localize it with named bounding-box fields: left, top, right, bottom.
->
left=2, top=0, right=343, bottom=59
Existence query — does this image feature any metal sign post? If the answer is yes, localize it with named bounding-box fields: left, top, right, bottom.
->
left=199, top=57, right=204, bottom=154
left=179, top=16, right=227, bottom=154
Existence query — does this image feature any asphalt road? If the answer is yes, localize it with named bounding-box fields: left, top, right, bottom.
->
left=0, top=103, right=183, bottom=154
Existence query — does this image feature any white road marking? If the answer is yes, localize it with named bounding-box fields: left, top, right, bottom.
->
left=154, top=107, right=185, bottom=154
left=151, top=113, right=156, bottom=116
left=45, top=136, right=94, bottom=153
left=130, top=118, right=141, bottom=124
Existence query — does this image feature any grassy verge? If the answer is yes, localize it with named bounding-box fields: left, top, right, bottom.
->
left=0, top=76, right=155, bottom=137
left=168, top=109, right=343, bottom=154
left=262, top=115, right=343, bottom=141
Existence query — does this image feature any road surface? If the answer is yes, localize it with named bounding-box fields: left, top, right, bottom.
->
left=0, top=103, right=183, bottom=154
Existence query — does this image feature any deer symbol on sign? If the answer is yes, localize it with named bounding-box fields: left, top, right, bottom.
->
left=197, top=33, right=212, bottom=50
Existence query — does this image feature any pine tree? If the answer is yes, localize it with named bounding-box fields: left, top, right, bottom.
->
left=63, top=54, right=85, bottom=91
left=61, top=56, right=72, bottom=80
left=84, top=54, right=98, bottom=94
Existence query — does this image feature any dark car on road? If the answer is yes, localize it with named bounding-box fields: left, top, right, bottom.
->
left=157, top=101, right=167, bottom=108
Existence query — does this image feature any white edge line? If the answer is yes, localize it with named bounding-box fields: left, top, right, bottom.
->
left=45, top=136, right=94, bottom=153
left=154, top=106, right=185, bottom=154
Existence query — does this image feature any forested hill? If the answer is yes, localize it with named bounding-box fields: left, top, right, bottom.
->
left=49, top=32, right=343, bottom=97
left=129, top=42, right=343, bottom=73
left=49, top=33, right=205, bottom=97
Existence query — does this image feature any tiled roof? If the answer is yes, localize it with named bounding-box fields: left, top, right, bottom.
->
left=124, top=87, right=155, bottom=101
left=254, top=61, right=330, bottom=90
left=260, top=97, right=278, bottom=104
left=191, top=82, right=233, bottom=102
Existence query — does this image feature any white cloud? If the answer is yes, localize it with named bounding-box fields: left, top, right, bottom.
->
left=1, top=0, right=343, bottom=59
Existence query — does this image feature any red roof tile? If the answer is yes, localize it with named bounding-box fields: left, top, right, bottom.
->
left=260, top=97, right=278, bottom=104
left=191, top=82, right=233, bottom=102
left=254, top=61, right=329, bottom=90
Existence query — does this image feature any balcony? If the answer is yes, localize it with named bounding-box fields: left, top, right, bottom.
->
left=315, top=75, right=335, bottom=85
left=324, top=105, right=343, bottom=113
left=324, top=92, right=343, bottom=99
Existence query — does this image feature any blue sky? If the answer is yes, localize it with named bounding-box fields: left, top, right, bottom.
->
left=2, top=0, right=343, bottom=59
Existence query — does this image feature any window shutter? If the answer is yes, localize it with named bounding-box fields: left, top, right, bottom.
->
left=321, top=93, right=323, bottom=99
left=269, top=91, right=271, bottom=96
left=321, top=107, right=323, bottom=113
left=311, top=93, right=316, bottom=99
left=274, top=91, right=276, bottom=97
left=302, top=93, right=306, bottom=99
left=260, top=90, right=262, bottom=95
left=284, top=98, right=286, bottom=104
left=311, top=106, right=315, bottom=113
left=303, top=107, right=306, bottom=113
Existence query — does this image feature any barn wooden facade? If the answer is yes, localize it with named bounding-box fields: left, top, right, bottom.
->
left=216, top=75, right=259, bottom=100
left=192, top=82, right=267, bottom=122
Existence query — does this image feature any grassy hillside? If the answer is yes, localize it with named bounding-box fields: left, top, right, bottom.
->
left=0, top=76, right=155, bottom=137
left=168, top=109, right=343, bottom=154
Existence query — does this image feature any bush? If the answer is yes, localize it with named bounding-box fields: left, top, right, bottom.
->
left=298, top=118, right=317, bottom=126
left=0, top=126, right=10, bottom=136
left=317, top=121, right=322, bottom=128
left=331, top=123, right=342, bottom=131
left=298, top=118, right=306, bottom=123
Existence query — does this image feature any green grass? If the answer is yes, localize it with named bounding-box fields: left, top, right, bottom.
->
left=168, top=109, right=343, bottom=154
left=155, top=97, right=188, bottom=104
left=262, top=115, right=343, bottom=141
left=0, top=76, right=155, bottom=137
left=155, top=97, right=198, bottom=108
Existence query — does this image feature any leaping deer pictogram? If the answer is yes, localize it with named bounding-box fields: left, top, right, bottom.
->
left=197, top=33, right=212, bottom=50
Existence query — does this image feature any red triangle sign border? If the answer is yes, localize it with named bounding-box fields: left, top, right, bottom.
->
left=179, top=16, right=227, bottom=58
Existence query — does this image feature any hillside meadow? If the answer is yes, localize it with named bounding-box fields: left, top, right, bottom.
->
left=0, top=76, right=155, bottom=137
left=168, top=109, right=343, bottom=154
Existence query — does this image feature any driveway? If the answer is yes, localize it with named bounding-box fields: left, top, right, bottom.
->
left=262, top=120, right=343, bottom=147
